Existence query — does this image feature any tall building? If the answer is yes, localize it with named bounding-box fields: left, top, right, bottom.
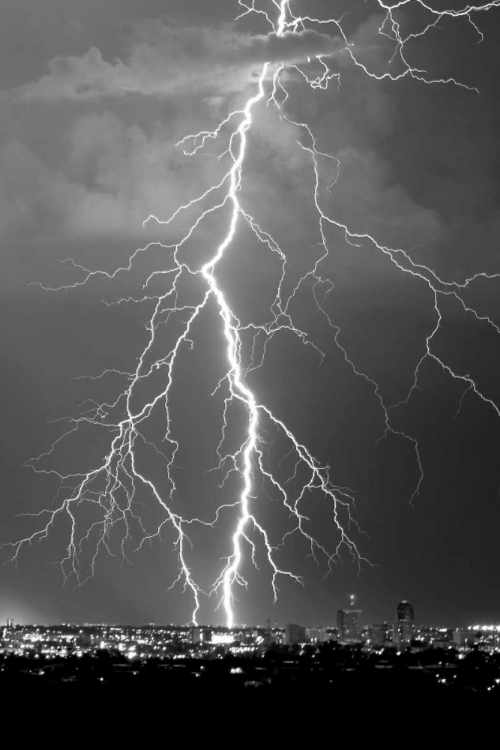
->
left=285, top=623, right=306, bottom=645
left=397, top=601, right=414, bottom=625
left=396, top=601, right=415, bottom=644
left=6, top=618, right=14, bottom=630
left=337, top=609, right=361, bottom=642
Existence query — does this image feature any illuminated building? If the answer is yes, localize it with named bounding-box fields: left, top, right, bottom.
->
left=396, top=601, right=414, bottom=644
left=368, top=623, right=390, bottom=645
left=6, top=618, right=14, bottom=629
left=397, top=601, right=414, bottom=625
left=191, top=626, right=207, bottom=644
left=285, top=623, right=306, bottom=645
left=306, top=627, right=328, bottom=643
left=337, top=610, right=361, bottom=642
left=211, top=633, right=234, bottom=645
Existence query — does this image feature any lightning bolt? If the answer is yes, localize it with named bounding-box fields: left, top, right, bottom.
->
left=3, top=0, right=500, bottom=628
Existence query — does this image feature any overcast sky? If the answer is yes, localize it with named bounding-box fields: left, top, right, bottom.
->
left=1, top=0, right=500, bottom=629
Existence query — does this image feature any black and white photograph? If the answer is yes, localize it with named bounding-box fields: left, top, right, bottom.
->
left=1, top=0, right=500, bottom=725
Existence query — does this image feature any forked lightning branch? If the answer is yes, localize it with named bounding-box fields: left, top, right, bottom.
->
left=3, top=1, right=500, bottom=627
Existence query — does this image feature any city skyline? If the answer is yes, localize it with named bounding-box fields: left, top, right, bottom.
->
left=1, top=1, right=500, bottom=628
left=4, top=598, right=500, bottom=631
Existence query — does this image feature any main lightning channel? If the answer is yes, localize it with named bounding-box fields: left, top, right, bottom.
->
left=199, top=63, right=269, bottom=629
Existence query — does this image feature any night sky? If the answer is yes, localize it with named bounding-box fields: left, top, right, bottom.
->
left=1, top=0, right=500, bottom=629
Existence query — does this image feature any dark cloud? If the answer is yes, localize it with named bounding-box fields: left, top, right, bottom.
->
left=18, top=26, right=345, bottom=101
left=0, top=11, right=442, bottom=261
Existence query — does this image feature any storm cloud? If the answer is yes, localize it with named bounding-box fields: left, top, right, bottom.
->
left=19, top=26, right=346, bottom=101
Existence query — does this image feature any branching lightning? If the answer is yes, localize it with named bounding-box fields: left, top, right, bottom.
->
left=3, top=0, right=500, bottom=627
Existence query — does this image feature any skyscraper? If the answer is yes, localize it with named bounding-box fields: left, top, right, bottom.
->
left=396, top=601, right=415, bottom=644
left=397, top=601, right=414, bottom=625
left=337, top=609, right=361, bottom=642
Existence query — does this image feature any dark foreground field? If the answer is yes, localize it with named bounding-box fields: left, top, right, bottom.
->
left=2, top=648, right=499, bottom=727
